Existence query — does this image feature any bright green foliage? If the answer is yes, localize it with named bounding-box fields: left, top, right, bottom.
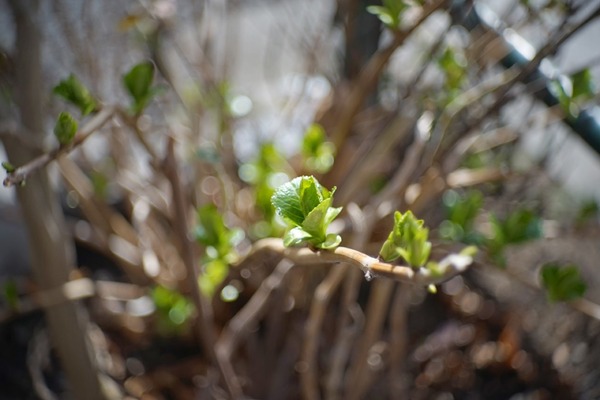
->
left=367, top=0, right=409, bottom=29
left=379, top=210, right=432, bottom=267
left=123, top=61, right=157, bottom=114
left=152, top=285, right=194, bottom=334
left=54, top=112, right=78, bottom=145
left=194, top=205, right=244, bottom=297
left=487, top=208, right=542, bottom=264
left=571, top=68, right=595, bottom=99
left=438, top=47, right=467, bottom=99
left=550, top=68, right=596, bottom=119
left=1, top=161, right=15, bottom=173
left=271, top=176, right=342, bottom=249
left=238, top=143, right=290, bottom=238
left=540, top=263, right=586, bottom=302
left=302, top=124, right=335, bottom=174
left=53, top=74, right=97, bottom=116
left=440, top=190, right=484, bottom=243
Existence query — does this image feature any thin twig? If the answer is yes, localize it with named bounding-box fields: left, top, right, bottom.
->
left=249, top=238, right=473, bottom=286
left=330, top=0, right=448, bottom=149
left=216, top=259, right=295, bottom=399
left=163, top=136, right=219, bottom=374
left=3, top=106, right=115, bottom=187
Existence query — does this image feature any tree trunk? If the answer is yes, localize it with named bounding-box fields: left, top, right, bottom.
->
left=3, top=1, right=108, bottom=399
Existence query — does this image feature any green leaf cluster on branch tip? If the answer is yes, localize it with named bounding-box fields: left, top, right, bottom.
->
left=367, top=0, right=410, bottom=29
left=54, top=112, right=78, bottom=146
left=487, top=208, right=542, bottom=265
left=1, top=162, right=15, bottom=173
left=238, top=142, right=290, bottom=238
left=302, top=124, right=335, bottom=174
left=379, top=210, right=432, bottom=267
left=440, top=189, right=484, bottom=244
left=194, top=205, right=244, bottom=297
left=549, top=68, right=596, bottom=119
left=271, top=176, right=342, bottom=250
left=123, top=61, right=158, bottom=115
left=438, top=47, right=467, bottom=101
left=540, top=263, right=587, bottom=302
left=53, top=74, right=98, bottom=116
left=151, top=285, right=194, bottom=334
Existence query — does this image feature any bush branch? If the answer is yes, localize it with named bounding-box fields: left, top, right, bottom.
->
left=250, top=238, right=473, bottom=286
left=3, top=106, right=115, bottom=187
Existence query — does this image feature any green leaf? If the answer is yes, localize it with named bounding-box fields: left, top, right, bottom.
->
left=302, top=197, right=331, bottom=240
left=540, top=263, right=587, bottom=302
left=54, top=112, right=78, bottom=145
left=318, top=233, right=342, bottom=250
left=379, top=210, right=431, bottom=267
left=571, top=68, right=595, bottom=100
left=367, top=5, right=395, bottom=27
left=123, top=61, right=155, bottom=114
left=272, top=176, right=343, bottom=249
left=271, top=176, right=306, bottom=226
left=199, top=259, right=229, bottom=297
left=53, top=74, right=97, bottom=116
left=300, top=176, right=323, bottom=217
left=283, top=227, right=313, bottom=247
left=302, top=124, right=336, bottom=174
left=367, top=0, right=408, bottom=29
left=195, top=204, right=241, bottom=259
left=2, top=161, right=15, bottom=173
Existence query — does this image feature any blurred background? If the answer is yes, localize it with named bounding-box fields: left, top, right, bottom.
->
left=0, top=0, right=600, bottom=399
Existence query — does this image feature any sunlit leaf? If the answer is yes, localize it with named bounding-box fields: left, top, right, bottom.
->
left=272, top=176, right=343, bottom=249
left=53, top=74, right=97, bottom=116
left=123, top=61, right=156, bottom=114
left=571, top=68, right=595, bottom=100
left=54, top=112, right=78, bottom=145
left=379, top=210, right=431, bottom=267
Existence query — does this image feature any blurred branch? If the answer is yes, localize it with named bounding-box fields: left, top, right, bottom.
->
left=216, top=259, right=295, bottom=399
left=330, top=0, right=447, bottom=149
left=162, top=136, right=226, bottom=390
left=3, top=106, right=115, bottom=187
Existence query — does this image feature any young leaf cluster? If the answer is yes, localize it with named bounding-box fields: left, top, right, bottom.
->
left=540, top=263, right=587, bottom=302
left=52, top=74, right=97, bottom=146
left=271, top=176, right=342, bottom=250
left=54, top=111, right=78, bottom=146
left=302, top=124, right=335, bottom=174
left=123, top=61, right=159, bottom=115
left=367, top=0, right=410, bottom=29
left=488, top=208, right=542, bottom=264
left=151, top=285, right=194, bottom=335
left=379, top=210, right=432, bottom=267
left=549, top=68, right=596, bottom=119
left=53, top=74, right=98, bottom=116
left=440, top=189, right=484, bottom=243
left=194, top=205, right=244, bottom=297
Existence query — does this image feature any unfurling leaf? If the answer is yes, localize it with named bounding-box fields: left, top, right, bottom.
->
left=271, top=176, right=343, bottom=249
left=123, top=61, right=156, bottom=114
left=379, top=210, right=431, bottom=267
left=2, top=162, right=15, bottom=173
left=54, top=112, right=78, bottom=145
left=53, top=74, right=97, bottom=116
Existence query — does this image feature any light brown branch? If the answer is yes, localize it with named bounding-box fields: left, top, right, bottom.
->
left=250, top=238, right=474, bottom=286
left=3, top=106, right=115, bottom=187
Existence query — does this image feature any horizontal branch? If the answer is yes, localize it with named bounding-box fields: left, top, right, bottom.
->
left=249, top=238, right=473, bottom=286
left=3, top=106, right=116, bottom=187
